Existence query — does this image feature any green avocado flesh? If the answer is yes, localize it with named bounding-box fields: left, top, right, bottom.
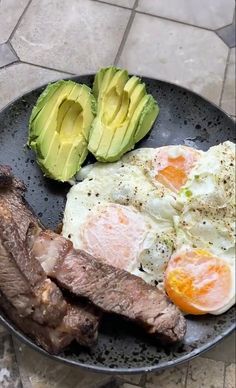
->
left=88, top=67, right=159, bottom=162
left=28, top=80, right=96, bottom=181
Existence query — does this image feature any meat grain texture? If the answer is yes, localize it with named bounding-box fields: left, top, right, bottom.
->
left=0, top=165, right=186, bottom=354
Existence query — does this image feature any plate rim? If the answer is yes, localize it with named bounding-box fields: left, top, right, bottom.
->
left=0, top=74, right=235, bottom=373
left=0, top=312, right=235, bottom=374
left=0, top=74, right=235, bottom=125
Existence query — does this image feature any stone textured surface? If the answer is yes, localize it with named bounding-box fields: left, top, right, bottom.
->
left=0, top=329, right=21, bottom=388
left=98, top=0, right=135, bottom=8
left=186, top=357, right=225, bottom=388
left=221, top=48, right=236, bottom=115
left=119, top=14, right=228, bottom=104
left=117, top=374, right=142, bottom=385
left=145, top=364, right=187, bottom=388
left=0, top=0, right=29, bottom=44
left=0, top=62, right=68, bottom=110
left=225, top=363, right=236, bottom=388
left=137, top=0, right=235, bottom=30
left=217, top=15, right=236, bottom=48
left=11, top=0, right=131, bottom=74
left=0, top=43, right=18, bottom=67
left=14, top=339, right=112, bottom=388
left=203, top=332, right=235, bottom=363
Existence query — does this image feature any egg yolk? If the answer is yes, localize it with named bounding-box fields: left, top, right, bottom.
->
left=154, top=146, right=200, bottom=192
left=81, top=203, right=147, bottom=270
left=164, top=249, right=232, bottom=315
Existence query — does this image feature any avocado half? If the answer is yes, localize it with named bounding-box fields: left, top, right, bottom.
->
left=28, top=80, right=96, bottom=182
left=88, top=67, right=159, bottom=162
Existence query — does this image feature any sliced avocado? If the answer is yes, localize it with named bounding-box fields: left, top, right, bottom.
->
left=28, top=80, right=96, bottom=181
left=88, top=67, right=159, bottom=162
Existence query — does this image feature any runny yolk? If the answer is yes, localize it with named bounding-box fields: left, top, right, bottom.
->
left=154, top=146, right=200, bottom=192
left=80, top=203, right=147, bottom=270
left=164, top=249, right=232, bottom=315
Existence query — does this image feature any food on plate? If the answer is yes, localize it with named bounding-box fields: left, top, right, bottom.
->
left=165, top=249, right=234, bottom=315
left=28, top=80, right=96, bottom=182
left=165, top=141, right=235, bottom=314
left=0, top=165, right=100, bottom=353
left=63, top=142, right=235, bottom=316
left=88, top=67, right=159, bottom=162
left=63, top=148, right=179, bottom=287
left=122, top=145, right=201, bottom=193
left=0, top=165, right=186, bottom=351
left=28, top=68, right=159, bottom=182
left=32, top=230, right=186, bottom=343
left=0, top=293, right=99, bottom=354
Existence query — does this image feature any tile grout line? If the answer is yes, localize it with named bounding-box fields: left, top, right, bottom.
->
left=8, top=0, right=33, bottom=43
left=0, top=61, right=19, bottom=70
left=92, top=0, right=134, bottom=11
left=10, top=336, right=24, bottom=388
left=184, top=361, right=190, bottom=388
left=94, top=0, right=235, bottom=34
left=20, top=60, right=76, bottom=76
left=219, top=48, right=231, bottom=107
left=113, top=0, right=139, bottom=65
left=215, top=9, right=235, bottom=32
left=8, top=41, right=20, bottom=61
left=135, top=10, right=218, bottom=32
left=13, top=340, right=32, bottom=388
left=223, top=362, right=227, bottom=388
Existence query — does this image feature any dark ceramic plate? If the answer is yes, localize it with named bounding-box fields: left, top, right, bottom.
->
left=0, top=75, right=235, bottom=374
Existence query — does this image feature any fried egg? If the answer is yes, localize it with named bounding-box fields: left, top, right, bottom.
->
left=165, top=141, right=235, bottom=315
left=122, top=145, right=202, bottom=193
left=63, top=141, right=235, bottom=316
left=63, top=150, right=179, bottom=287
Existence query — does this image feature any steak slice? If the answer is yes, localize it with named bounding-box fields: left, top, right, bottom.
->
left=0, top=292, right=99, bottom=352
left=0, top=165, right=100, bottom=352
left=0, top=165, right=186, bottom=344
left=33, top=230, right=186, bottom=343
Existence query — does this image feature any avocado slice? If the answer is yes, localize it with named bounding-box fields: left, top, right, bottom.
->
left=28, top=80, right=96, bottom=181
left=88, top=67, right=159, bottom=162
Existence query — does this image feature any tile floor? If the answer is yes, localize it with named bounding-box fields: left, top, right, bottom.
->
left=0, top=0, right=235, bottom=387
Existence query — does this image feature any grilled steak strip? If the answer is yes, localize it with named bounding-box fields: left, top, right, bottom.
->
left=33, top=230, right=186, bottom=343
left=0, top=165, right=186, bottom=344
left=0, top=205, right=66, bottom=326
left=0, top=292, right=99, bottom=352
left=0, top=165, right=100, bottom=352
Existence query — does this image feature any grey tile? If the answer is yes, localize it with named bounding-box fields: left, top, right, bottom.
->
left=117, top=374, right=143, bottom=385
left=97, top=0, right=135, bottom=8
left=0, top=63, right=68, bottom=111
left=217, top=16, right=236, bottom=48
left=13, top=338, right=111, bottom=388
left=225, top=363, right=236, bottom=388
left=203, top=332, right=235, bottom=363
left=145, top=363, right=188, bottom=388
left=11, top=0, right=131, bottom=74
left=0, top=0, right=29, bottom=44
left=0, top=331, right=22, bottom=388
left=119, top=14, right=229, bottom=104
left=186, top=357, right=224, bottom=388
left=137, top=0, right=235, bottom=30
left=221, top=48, right=236, bottom=115
left=0, top=43, right=18, bottom=68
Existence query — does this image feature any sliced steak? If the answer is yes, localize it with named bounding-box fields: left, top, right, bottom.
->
left=33, top=230, right=186, bottom=343
left=0, top=165, right=100, bottom=351
left=0, top=292, right=99, bottom=352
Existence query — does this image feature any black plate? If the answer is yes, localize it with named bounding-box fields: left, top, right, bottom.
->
left=0, top=75, right=235, bottom=374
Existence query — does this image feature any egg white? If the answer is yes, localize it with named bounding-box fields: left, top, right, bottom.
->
left=63, top=142, right=235, bottom=315
left=174, top=141, right=235, bottom=314
left=63, top=150, right=179, bottom=287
